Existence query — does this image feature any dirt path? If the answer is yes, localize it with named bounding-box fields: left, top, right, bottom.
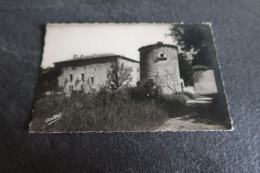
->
left=155, top=96, right=229, bottom=131
left=155, top=115, right=227, bottom=131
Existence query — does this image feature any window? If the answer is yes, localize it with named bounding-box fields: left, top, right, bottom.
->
left=157, top=52, right=167, bottom=61
left=93, top=68, right=96, bottom=72
left=72, top=67, right=77, bottom=70
left=69, top=85, right=73, bottom=91
left=81, top=85, right=84, bottom=90
left=137, top=68, right=140, bottom=72
left=90, top=77, right=94, bottom=84
left=159, top=52, right=165, bottom=58
left=70, top=74, right=73, bottom=82
left=81, top=73, right=84, bottom=81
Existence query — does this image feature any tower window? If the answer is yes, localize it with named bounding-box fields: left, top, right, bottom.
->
left=157, top=52, right=167, bottom=61
left=90, top=77, right=94, bottom=84
left=159, top=52, right=165, bottom=57
left=69, top=85, right=73, bottom=91
left=70, top=74, right=73, bottom=82
left=81, top=73, right=84, bottom=81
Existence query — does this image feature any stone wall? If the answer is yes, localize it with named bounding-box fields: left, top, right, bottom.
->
left=57, top=57, right=140, bottom=93
left=193, top=69, right=218, bottom=95
left=139, top=46, right=182, bottom=94
left=58, top=62, right=112, bottom=93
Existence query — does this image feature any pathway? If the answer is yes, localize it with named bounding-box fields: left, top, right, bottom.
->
left=155, top=115, right=227, bottom=131
left=155, top=96, right=227, bottom=131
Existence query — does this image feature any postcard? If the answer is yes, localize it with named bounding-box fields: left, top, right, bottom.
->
left=30, top=23, right=233, bottom=132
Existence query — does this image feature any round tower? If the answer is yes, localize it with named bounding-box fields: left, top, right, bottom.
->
left=138, top=42, right=182, bottom=94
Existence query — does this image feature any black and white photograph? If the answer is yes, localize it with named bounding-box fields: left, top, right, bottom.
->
left=30, top=23, right=233, bottom=132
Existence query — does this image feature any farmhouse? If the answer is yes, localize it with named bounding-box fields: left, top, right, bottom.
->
left=53, top=42, right=218, bottom=96
left=54, top=53, right=140, bottom=93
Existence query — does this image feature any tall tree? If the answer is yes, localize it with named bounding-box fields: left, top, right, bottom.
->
left=178, top=53, right=193, bottom=85
left=35, top=67, right=62, bottom=99
left=169, top=24, right=216, bottom=68
left=106, top=61, right=133, bottom=90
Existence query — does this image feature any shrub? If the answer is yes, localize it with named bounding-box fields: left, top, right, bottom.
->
left=31, top=87, right=169, bottom=132
left=31, top=82, right=198, bottom=132
left=130, top=80, right=161, bottom=101
left=30, top=94, right=65, bottom=131
left=157, top=93, right=188, bottom=117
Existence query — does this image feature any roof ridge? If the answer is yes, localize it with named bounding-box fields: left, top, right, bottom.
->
left=138, top=42, right=178, bottom=51
left=54, top=53, right=139, bottom=65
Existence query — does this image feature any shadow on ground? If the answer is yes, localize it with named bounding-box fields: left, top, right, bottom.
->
left=170, top=94, right=231, bottom=129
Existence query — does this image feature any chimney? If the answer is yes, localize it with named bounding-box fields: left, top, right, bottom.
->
left=73, top=54, right=79, bottom=59
left=156, top=41, right=164, bottom=45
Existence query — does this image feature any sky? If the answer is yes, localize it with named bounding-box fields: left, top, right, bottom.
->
left=41, top=23, right=175, bottom=68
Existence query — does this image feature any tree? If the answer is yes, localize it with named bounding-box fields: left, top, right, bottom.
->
left=35, top=67, right=62, bottom=99
left=106, top=61, right=133, bottom=90
left=168, top=24, right=216, bottom=68
left=178, top=53, right=193, bottom=85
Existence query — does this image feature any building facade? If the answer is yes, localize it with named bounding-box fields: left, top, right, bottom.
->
left=54, top=54, right=140, bottom=93
left=53, top=43, right=217, bottom=96
left=138, top=42, right=183, bottom=94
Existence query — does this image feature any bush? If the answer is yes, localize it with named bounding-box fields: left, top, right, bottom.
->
left=31, top=94, right=66, bottom=131
left=157, top=93, right=188, bottom=117
left=30, top=87, right=169, bottom=132
left=31, top=81, right=196, bottom=132
left=130, top=80, right=161, bottom=101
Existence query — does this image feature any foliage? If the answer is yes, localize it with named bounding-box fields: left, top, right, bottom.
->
left=31, top=81, right=188, bottom=131
left=178, top=53, right=193, bottom=85
left=106, top=61, right=133, bottom=90
left=31, top=78, right=200, bottom=132
left=130, top=80, right=161, bottom=101
left=30, top=88, right=169, bottom=132
left=157, top=93, right=188, bottom=118
left=169, top=24, right=216, bottom=68
left=34, top=67, right=62, bottom=100
left=130, top=80, right=189, bottom=117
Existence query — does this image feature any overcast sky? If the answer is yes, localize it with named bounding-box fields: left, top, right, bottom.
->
left=41, top=23, right=175, bottom=68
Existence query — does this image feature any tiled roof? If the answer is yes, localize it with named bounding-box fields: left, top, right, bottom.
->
left=82, top=53, right=118, bottom=59
left=54, top=53, right=139, bottom=65
left=138, top=42, right=178, bottom=51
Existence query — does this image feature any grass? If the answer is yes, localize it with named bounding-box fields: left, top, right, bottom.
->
left=30, top=88, right=181, bottom=132
left=30, top=84, right=231, bottom=132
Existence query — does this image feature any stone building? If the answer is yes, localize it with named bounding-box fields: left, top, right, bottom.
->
left=138, top=42, right=183, bottom=94
left=192, top=65, right=218, bottom=95
left=54, top=53, right=140, bottom=93
left=53, top=43, right=218, bottom=96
